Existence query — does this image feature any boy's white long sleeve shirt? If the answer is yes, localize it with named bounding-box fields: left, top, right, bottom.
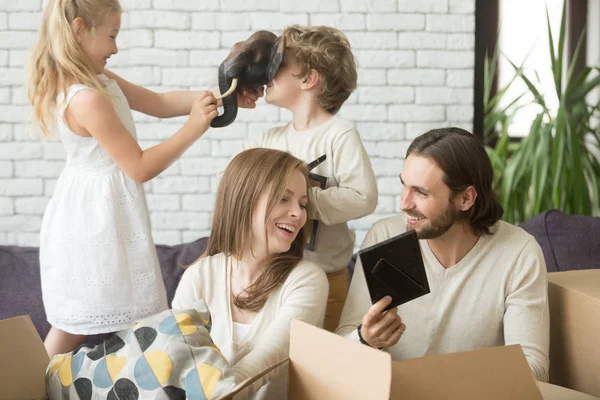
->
left=243, top=115, right=378, bottom=273
left=336, top=214, right=550, bottom=382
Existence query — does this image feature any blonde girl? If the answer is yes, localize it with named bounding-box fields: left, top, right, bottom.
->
left=28, top=0, right=261, bottom=358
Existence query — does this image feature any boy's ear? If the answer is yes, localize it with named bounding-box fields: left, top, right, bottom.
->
left=300, top=69, right=320, bottom=91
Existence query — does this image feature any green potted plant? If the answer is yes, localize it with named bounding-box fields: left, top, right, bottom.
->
left=484, top=0, right=600, bottom=224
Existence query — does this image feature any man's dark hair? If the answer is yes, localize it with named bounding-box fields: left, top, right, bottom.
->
left=406, top=127, right=504, bottom=235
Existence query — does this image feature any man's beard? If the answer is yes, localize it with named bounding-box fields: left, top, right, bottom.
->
left=406, top=203, right=459, bottom=239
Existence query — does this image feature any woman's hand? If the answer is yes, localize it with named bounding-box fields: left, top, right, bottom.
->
left=360, top=296, right=406, bottom=348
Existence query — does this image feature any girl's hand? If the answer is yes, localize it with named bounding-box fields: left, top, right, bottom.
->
left=187, top=91, right=218, bottom=134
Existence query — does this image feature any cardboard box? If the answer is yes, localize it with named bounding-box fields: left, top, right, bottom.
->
left=548, top=270, right=600, bottom=398
left=3, top=315, right=597, bottom=400
left=219, top=320, right=591, bottom=400
left=0, top=316, right=49, bottom=400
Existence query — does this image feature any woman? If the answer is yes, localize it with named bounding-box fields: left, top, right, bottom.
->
left=172, top=148, right=329, bottom=399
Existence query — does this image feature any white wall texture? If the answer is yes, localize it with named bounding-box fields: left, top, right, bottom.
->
left=0, top=0, right=475, bottom=249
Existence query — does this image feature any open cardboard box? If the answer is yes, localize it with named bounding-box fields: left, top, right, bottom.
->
left=0, top=315, right=50, bottom=400
left=217, top=320, right=598, bottom=400
left=548, top=269, right=600, bottom=398
left=2, top=315, right=598, bottom=400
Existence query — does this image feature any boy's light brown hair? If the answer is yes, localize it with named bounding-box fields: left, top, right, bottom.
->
left=281, top=25, right=357, bottom=114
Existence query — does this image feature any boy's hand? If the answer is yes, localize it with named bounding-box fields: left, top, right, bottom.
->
left=238, top=87, right=264, bottom=108
left=211, top=86, right=264, bottom=109
left=187, top=91, right=218, bottom=134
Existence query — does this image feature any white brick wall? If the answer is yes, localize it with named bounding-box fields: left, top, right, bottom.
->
left=0, top=0, right=475, bottom=249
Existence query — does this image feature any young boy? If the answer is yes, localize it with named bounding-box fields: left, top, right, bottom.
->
left=242, top=25, right=378, bottom=332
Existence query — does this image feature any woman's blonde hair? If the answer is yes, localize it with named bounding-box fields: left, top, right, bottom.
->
left=27, top=0, right=121, bottom=138
left=281, top=25, right=357, bottom=114
left=204, top=148, right=312, bottom=312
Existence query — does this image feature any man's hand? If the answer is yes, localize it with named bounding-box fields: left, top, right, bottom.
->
left=360, top=296, right=406, bottom=348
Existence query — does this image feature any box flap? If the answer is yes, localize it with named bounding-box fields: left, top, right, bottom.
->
left=0, top=315, right=49, bottom=400
left=537, top=382, right=600, bottom=400
left=390, top=344, right=542, bottom=400
left=288, top=320, right=391, bottom=400
left=548, top=270, right=600, bottom=396
left=548, top=270, right=600, bottom=301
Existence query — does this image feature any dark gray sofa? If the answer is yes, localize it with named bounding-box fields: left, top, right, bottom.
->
left=0, top=237, right=208, bottom=344
left=2, top=209, right=598, bottom=344
left=519, top=209, right=600, bottom=272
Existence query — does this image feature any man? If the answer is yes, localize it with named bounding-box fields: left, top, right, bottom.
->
left=336, top=127, right=549, bottom=382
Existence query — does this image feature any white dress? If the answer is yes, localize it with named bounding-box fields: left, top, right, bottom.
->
left=39, top=75, right=168, bottom=335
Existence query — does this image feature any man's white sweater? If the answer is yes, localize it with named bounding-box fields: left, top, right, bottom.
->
left=336, top=214, right=550, bottom=382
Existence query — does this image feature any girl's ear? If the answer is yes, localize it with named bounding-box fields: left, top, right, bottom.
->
left=71, top=17, right=85, bottom=43
left=301, top=69, right=320, bottom=90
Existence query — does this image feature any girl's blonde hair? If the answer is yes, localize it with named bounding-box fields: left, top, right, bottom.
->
left=203, top=148, right=312, bottom=312
left=27, top=0, right=121, bottom=138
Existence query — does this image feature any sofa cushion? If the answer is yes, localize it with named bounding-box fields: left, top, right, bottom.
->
left=0, top=245, right=48, bottom=340
left=0, top=238, right=208, bottom=343
left=156, top=237, right=208, bottom=308
left=46, top=299, right=236, bottom=399
left=519, top=209, right=600, bottom=272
